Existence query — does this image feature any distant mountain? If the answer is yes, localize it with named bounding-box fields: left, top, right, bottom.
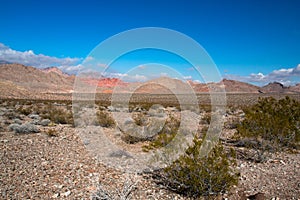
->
left=0, top=64, right=74, bottom=97
left=0, top=63, right=299, bottom=99
left=135, top=77, right=193, bottom=94
left=289, top=83, right=300, bottom=93
left=220, top=79, right=260, bottom=93
left=259, top=82, right=289, bottom=93
left=188, top=79, right=260, bottom=93
left=41, top=66, right=70, bottom=77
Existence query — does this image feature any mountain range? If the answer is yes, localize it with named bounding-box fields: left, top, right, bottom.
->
left=0, top=63, right=299, bottom=99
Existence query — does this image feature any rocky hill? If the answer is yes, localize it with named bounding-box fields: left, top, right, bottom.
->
left=0, top=63, right=299, bottom=98
left=289, top=83, right=300, bottom=93
left=259, top=82, right=289, bottom=93
left=0, top=64, right=74, bottom=97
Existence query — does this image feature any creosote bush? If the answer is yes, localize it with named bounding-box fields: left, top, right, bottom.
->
left=132, top=112, right=148, bottom=126
left=142, top=116, right=180, bottom=151
left=46, top=129, right=59, bottom=137
left=96, top=111, right=115, bottom=128
left=237, top=96, right=300, bottom=151
left=155, top=136, right=238, bottom=197
left=42, top=108, right=73, bottom=125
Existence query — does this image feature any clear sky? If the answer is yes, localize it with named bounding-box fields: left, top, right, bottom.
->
left=0, top=0, right=300, bottom=85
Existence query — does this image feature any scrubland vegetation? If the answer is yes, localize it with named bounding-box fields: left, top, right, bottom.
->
left=1, top=94, right=299, bottom=199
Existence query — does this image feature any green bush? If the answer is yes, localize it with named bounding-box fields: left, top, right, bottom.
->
left=237, top=96, right=300, bottom=150
left=155, top=137, right=238, bottom=197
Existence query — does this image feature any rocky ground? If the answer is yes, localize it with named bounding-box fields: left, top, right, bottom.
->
left=0, top=101, right=299, bottom=199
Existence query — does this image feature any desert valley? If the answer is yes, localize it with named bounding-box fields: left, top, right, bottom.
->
left=0, top=63, right=299, bottom=199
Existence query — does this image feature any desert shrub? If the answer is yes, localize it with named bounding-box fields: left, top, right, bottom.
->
left=200, top=104, right=212, bottom=113
left=46, top=129, right=59, bottom=137
left=120, top=117, right=151, bottom=144
left=200, top=112, right=211, bottom=125
left=154, top=137, right=238, bottom=198
left=132, top=112, right=148, bottom=126
left=96, top=111, right=115, bottom=128
left=40, top=106, right=73, bottom=125
left=9, top=123, right=39, bottom=134
left=4, top=110, right=20, bottom=120
left=237, top=96, right=300, bottom=151
left=225, top=117, right=241, bottom=129
left=92, top=176, right=137, bottom=200
left=17, top=107, right=32, bottom=116
left=142, top=116, right=180, bottom=151
left=122, top=133, right=149, bottom=144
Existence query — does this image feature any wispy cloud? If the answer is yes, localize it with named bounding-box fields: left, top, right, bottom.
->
left=0, top=43, right=82, bottom=73
left=225, top=64, right=300, bottom=86
left=183, top=75, right=192, bottom=80
left=100, top=71, right=148, bottom=82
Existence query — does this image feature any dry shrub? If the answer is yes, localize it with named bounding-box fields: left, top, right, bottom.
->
left=96, top=111, right=115, bottom=128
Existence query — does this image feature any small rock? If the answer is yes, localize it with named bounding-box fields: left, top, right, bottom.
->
left=39, top=119, right=51, bottom=126
left=57, top=184, right=64, bottom=189
left=107, top=106, right=116, bottom=112
left=52, top=193, right=60, bottom=198
left=14, top=118, right=22, bottom=125
left=83, top=139, right=90, bottom=145
left=279, top=160, right=286, bottom=165
left=30, top=119, right=40, bottom=125
left=62, top=190, right=71, bottom=197
left=247, top=192, right=265, bottom=200
left=29, top=114, right=40, bottom=120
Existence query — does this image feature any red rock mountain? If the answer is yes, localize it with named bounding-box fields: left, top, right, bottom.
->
left=0, top=63, right=299, bottom=98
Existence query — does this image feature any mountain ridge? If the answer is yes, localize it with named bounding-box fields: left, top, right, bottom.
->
left=0, top=63, right=299, bottom=98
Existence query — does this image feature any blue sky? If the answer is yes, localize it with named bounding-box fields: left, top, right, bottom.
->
left=0, top=0, right=300, bottom=85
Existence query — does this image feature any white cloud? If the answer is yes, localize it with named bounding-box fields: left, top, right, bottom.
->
left=0, top=43, right=81, bottom=71
left=183, top=75, right=192, bottom=80
left=85, top=56, right=94, bottom=62
left=97, top=63, right=108, bottom=68
left=224, top=64, right=300, bottom=86
left=100, top=71, right=148, bottom=82
left=193, top=80, right=203, bottom=83
left=160, top=72, right=168, bottom=77
left=59, top=64, right=84, bottom=74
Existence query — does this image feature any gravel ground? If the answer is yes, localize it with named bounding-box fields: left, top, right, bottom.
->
left=0, top=125, right=186, bottom=199
left=1, top=125, right=299, bottom=199
left=0, top=103, right=299, bottom=199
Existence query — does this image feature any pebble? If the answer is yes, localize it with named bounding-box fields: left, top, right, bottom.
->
left=52, top=193, right=59, bottom=198
left=62, top=190, right=71, bottom=197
